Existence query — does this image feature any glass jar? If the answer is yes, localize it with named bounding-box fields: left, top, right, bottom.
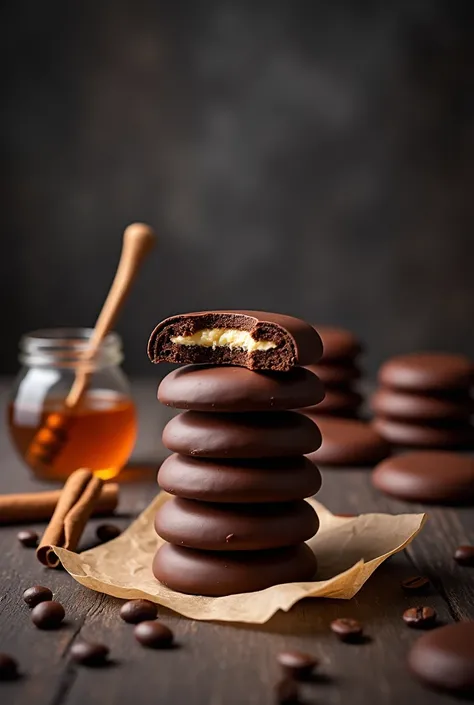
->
left=7, top=328, right=137, bottom=482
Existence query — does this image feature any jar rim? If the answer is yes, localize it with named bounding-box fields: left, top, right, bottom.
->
left=19, top=328, right=123, bottom=368
left=21, top=328, right=121, bottom=351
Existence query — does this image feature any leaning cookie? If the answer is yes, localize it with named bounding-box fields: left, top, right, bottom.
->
left=147, top=310, right=323, bottom=371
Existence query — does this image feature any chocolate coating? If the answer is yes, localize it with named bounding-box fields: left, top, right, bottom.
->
left=379, top=352, right=474, bottom=392
left=148, top=311, right=323, bottom=371
left=371, top=388, right=473, bottom=422
left=153, top=543, right=317, bottom=596
left=408, top=621, right=474, bottom=695
left=155, top=497, right=319, bottom=551
left=158, top=364, right=324, bottom=412
left=373, top=417, right=474, bottom=449
left=163, top=411, right=322, bottom=458
left=372, top=451, right=474, bottom=503
left=158, top=454, right=322, bottom=503
left=304, top=388, right=362, bottom=416
left=315, top=326, right=362, bottom=361
left=306, top=416, right=389, bottom=466
left=306, top=362, right=360, bottom=387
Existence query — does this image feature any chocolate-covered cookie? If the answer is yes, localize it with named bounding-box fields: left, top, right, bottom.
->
left=373, top=417, right=474, bottom=449
left=304, top=388, right=362, bottom=416
left=408, top=622, right=474, bottom=695
left=372, top=451, right=474, bottom=503
left=306, top=417, right=389, bottom=466
left=371, top=388, right=474, bottom=422
left=153, top=543, right=317, bottom=596
left=306, top=362, right=360, bottom=387
left=163, top=410, right=322, bottom=458
left=158, top=454, right=322, bottom=503
left=379, top=352, right=474, bottom=392
left=158, top=365, right=324, bottom=412
left=315, top=326, right=362, bottom=361
left=148, top=311, right=323, bottom=371
left=155, top=497, right=319, bottom=551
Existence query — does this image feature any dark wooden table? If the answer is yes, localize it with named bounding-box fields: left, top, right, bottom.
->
left=1, top=378, right=473, bottom=705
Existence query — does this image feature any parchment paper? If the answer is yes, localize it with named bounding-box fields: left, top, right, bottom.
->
left=54, top=494, right=426, bottom=624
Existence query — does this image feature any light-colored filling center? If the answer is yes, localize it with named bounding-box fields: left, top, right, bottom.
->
left=170, top=328, right=277, bottom=353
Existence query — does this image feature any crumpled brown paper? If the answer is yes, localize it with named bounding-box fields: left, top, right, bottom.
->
left=54, top=494, right=426, bottom=624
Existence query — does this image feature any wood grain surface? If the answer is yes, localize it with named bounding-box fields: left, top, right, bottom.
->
left=1, top=379, right=473, bottom=705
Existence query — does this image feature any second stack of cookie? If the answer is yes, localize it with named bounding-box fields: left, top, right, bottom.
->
left=304, top=326, right=363, bottom=418
left=372, top=352, right=474, bottom=448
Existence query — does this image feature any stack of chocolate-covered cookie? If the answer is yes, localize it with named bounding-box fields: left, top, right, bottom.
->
left=147, top=311, right=324, bottom=596
left=303, top=326, right=363, bottom=418
left=372, top=352, right=474, bottom=448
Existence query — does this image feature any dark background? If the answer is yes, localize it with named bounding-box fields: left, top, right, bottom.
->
left=1, top=1, right=473, bottom=377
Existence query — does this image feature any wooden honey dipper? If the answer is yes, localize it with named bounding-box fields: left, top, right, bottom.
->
left=26, top=222, right=156, bottom=469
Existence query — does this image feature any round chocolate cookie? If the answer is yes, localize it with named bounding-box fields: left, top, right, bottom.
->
left=379, top=352, right=474, bottom=392
left=306, top=417, right=390, bottom=466
left=148, top=310, right=323, bottom=371
left=408, top=621, right=474, bottom=695
left=162, top=410, right=322, bottom=458
left=158, top=454, right=322, bottom=503
left=158, top=365, right=324, bottom=412
left=155, top=497, right=319, bottom=551
left=315, top=326, right=362, bottom=361
left=306, top=362, right=360, bottom=387
left=373, top=417, right=474, bottom=449
left=372, top=451, right=474, bottom=503
left=304, top=389, right=362, bottom=417
left=153, top=543, right=317, bottom=596
left=371, top=388, right=474, bottom=422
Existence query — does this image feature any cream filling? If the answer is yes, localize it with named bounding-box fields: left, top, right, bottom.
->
left=170, top=328, right=277, bottom=353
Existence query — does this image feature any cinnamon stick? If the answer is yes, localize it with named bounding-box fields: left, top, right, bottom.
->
left=36, top=469, right=105, bottom=568
left=0, top=483, right=118, bottom=525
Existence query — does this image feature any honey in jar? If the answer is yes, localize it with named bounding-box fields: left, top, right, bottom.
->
left=8, top=329, right=137, bottom=482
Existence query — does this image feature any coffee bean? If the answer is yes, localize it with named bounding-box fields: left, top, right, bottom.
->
left=120, top=599, right=157, bottom=624
left=96, top=524, right=122, bottom=543
left=17, top=530, right=38, bottom=548
left=134, top=621, right=173, bottom=649
left=454, top=545, right=474, bottom=567
left=31, top=601, right=65, bottom=629
left=401, top=576, right=430, bottom=593
left=276, top=650, right=318, bottom=680
left=403, top=606, right=437, bottom=628
left=70, top=641, right=109, bottom=666
left=23, top=586, right=53, bottom=609
left=330, top=617, right=363, bottom=642
left=275, top=677, right=300, bottom=704
left=0, top=653, right=18, bottom=681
